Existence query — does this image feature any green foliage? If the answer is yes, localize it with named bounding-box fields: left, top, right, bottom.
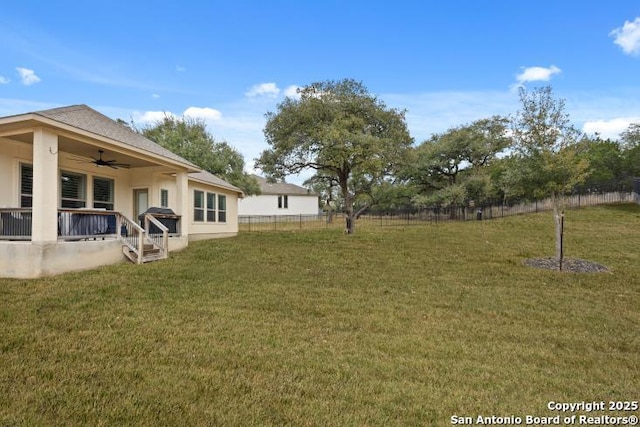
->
left=140, top=115, right=260, bottom=195
left=407, top=116, right=510, bottom=207
left=620, top=122, right=640, bottom=148
left=507, top=86, right=589, bottom=201
left=257, top=78, right=413, bottom=233
left=621, top=123, right=640, bottom=179
left=576, top=136, right=627, bottom=190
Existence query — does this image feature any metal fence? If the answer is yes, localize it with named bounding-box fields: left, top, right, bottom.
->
left=238, top=191, right=635, bottom=232
left=238, top=214, right=331, bottom=232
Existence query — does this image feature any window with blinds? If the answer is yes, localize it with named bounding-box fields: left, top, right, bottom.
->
left=20, top=163, right=33, bottom=208
left=60, top=171, right=86, bottom=208
left=160, top=189, right=169, bottom=208
left=93, top=177, right=114, bottom=210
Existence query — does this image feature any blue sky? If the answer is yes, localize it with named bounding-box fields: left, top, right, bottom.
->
left=2, top=1, right=640, bottom=179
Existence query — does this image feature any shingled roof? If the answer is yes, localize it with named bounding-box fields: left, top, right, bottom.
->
left=7, top=104, right=242, bottom=195
left=190, top=171, right=243, bottom=194
left=252, top=175, right=316, bottom=196
left=33, top=104, right=199, bottom=169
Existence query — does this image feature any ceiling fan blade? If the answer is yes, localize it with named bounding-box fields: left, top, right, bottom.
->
left=111, top=163, right=131, bottom=169
left=101, top=159, right=131, bottom=169
left=67, top=151, right=131, bottom=169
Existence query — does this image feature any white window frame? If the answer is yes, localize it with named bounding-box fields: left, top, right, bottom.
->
left=93, top=176, right=114, bottom=210
left=19, top=163, right=33, bottom=208
left=278, top=194, right=288, bottom=209
left=206, top=192, right=216, bottom=222
left=218, top=194, right=227, bottom=223
left=60, top=170, right=87, bottom=209
left=194, top=190, right=204, bottom=222
left=160, top=189, right=169, bottom=208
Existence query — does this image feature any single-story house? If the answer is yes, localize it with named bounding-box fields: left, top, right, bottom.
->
left=238, top=175, right=319, bottom=216
left=0, top=105, right=243, bottom=278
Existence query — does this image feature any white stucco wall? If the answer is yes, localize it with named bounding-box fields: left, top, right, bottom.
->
left=0, top=240, right=125, bottom=278
left=238, top=194, right=319, bottom=216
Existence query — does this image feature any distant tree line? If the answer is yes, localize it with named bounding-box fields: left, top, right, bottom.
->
left=292, top=85, right=640, bottom=218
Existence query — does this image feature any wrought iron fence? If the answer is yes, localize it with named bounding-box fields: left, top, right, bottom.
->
left=239, top=191, right=635, bottom=232
left=238, top=214, right=331, bottom=232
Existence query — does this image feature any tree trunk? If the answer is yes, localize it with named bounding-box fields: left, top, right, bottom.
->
left=345, top=203, right=355, bottom=234
left=553, top=195, right=565, bottom=270
left=340, top=178, right=355, bottom=234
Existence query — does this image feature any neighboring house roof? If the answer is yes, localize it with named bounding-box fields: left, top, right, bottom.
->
left=189, top=171, right=243, bottom=196
left=33, top=105, right=199, bottom=169
left=252, top=175, right=316, bottom=196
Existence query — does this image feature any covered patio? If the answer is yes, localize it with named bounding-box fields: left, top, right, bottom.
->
left=0, top=105, right=241, bottom=278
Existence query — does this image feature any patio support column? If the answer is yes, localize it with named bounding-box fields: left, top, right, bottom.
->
left=31, top=128, right=59, bottom=242
left=175, top=171, right=189, bottom=237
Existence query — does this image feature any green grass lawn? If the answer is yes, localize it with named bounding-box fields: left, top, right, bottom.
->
left=1, top=204, right=639, bottom=426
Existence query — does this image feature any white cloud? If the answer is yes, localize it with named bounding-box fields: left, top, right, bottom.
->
left=134, top=107, right=222, bottom=124
left=610, top=17, right=640, bottom=55
left=245, top=82, right=280, bottom=98
left=0, top=76, right=10, bottom=84
left=513, top=65, right=561, bottom=89
left=582, top=117, right=640, bottom=140
left=16, top=67, right=41, bottom=86
left=134, top=110, right=177, bottom=123
left=183, top=106, right=222, bottom=121
left=151, top=93, right=160, bottom=99
left=284, top=85, right=301, bottom=98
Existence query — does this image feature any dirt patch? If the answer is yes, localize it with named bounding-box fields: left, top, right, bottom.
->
left=523, top=257, right=610, bottom=273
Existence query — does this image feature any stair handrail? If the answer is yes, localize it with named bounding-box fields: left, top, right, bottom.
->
left=144, top=213, right=169, bottom=260
left=116, top=213, right=145, bottom=264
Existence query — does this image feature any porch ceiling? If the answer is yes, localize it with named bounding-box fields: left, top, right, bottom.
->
left=57, top=136, right=160, bottom=168
left=2, top=130, right=172, bottom=169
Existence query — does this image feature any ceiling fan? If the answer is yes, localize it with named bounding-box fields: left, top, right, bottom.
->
left=75, top=150, right=131, bottom=169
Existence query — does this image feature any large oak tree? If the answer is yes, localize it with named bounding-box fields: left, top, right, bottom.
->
left=408, top=116, right=510, bottom=208
left=256, top=79, right=413, bottom=234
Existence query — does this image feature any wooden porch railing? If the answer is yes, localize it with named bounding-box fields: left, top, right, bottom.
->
left=117, top=213, right=146, bottom=264
left=0, top=208, right=170, bottom=264
left=0, top=208, right=32, bottom=240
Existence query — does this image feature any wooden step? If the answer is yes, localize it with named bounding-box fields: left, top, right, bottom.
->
left=122, top=245, right=165, bottom=264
